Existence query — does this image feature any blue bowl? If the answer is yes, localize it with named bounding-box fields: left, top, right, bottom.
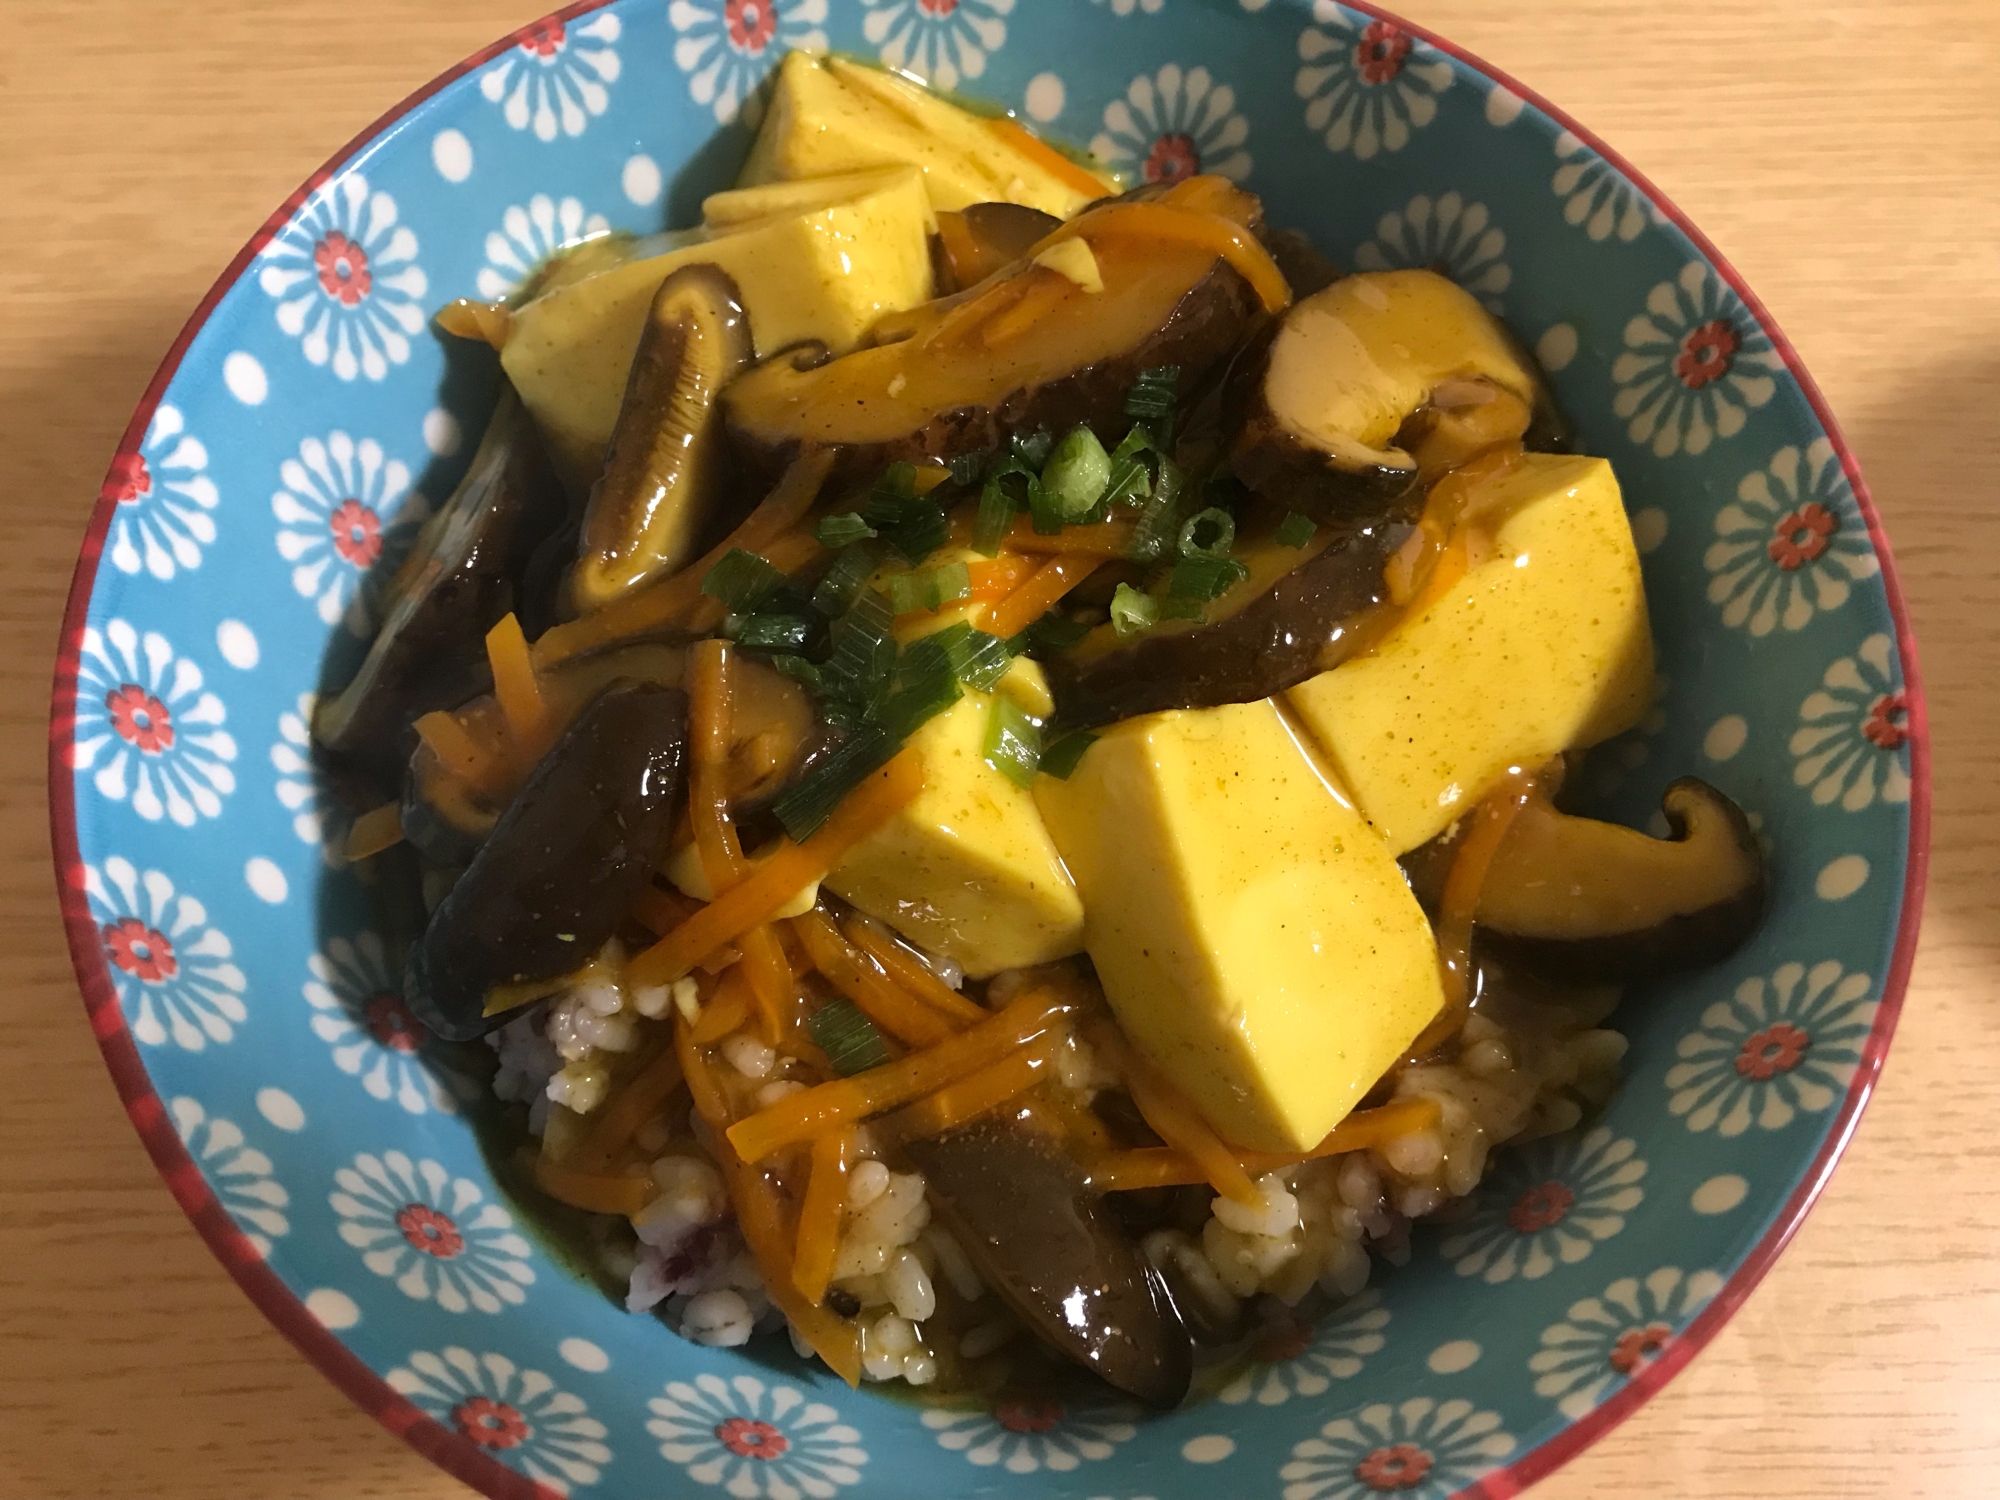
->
left=53, top=2, right=1928, bottom=1496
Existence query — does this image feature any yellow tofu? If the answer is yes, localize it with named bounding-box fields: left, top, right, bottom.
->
left=826, top=690, right=1084, bottom=977
left=1034, top=700, right=1443, bottom=1153
left=1286, top=454, right=1655, bottom=855
left=738, top=53, right=1112, bottom=218
left=500, top=167, right=934, bottom=495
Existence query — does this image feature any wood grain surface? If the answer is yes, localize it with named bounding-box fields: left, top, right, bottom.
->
left=2, top=3, right=1995, bottom=1496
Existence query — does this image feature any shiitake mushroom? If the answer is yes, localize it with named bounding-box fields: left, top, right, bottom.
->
left=931, top=202, right=1063, bottom=293
left=404, top=681, right=689, bottom=1041
left=315, top=389, right=566, bottom=795
left=904, top=1113, right=1193, bottom=1408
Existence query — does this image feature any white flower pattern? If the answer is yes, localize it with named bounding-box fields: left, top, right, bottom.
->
left=669, top=0, right=829, bottom=126
left=307, top=931, right=473, bottom=1116
left=331, top=1149, right=535, bottom=1313
left=1093, top=0, right=1162, bottom=13
left=84, top=858, right=247, bottom=1051
left=1218, top=1288, right=1389, bottom=1406
left=1551, top=130, right=1661, bottom=243
left=861, top=0, right=1010, bottom=93
left=170, top=1097, right=290, bottom=1257
left=921, top=1391, right=1136, bottom=1473
left=1089, top=64, right=1251, bottom=186
left=104, top=403, right=218, bottom=579
left=1707, top=439, right=1880, bottom=636
left=477, top=195, right=613, bottom=301
left=272, top=430, right=427, bottom=633
left=1529, top=1266, right=1724, bottom=1418
left=1665, top=960, right=1878, bottom=1136
left=480, top=13, right=623, bottom=141
left=1791, top=632, right=1912, bottom=812
left=388, top=1347, right=611, bottom=1496
left=1280, top=1397, right=1516, bottom=1500
left=257, top=171, right=427, bottom=382
left=1438, top=1127, right=1646, bottom=1283
left=1351, top=191, right=1510, bottom=311
left=650, top=1372, right=869, bottom=1497
left=71, top=620, right=236, bottom=825
left=1612, top=261, right=1784, bottom=457
left=1295, top=4, right=1453, bottom=161
left=271, top=692, right=349, bottom=858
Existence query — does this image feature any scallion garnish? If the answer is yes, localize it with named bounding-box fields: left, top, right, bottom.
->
left=771, top=654, right=823, bottom=690
left=810, top=543, right=877, bottom=617
left=733, top=613, right=814, bottom=651
left=948, top=451, right=987, bottom=487
left=1110, top=582, right=1159, bottom=637
left=882, top=560, right=972, bottom=616
left=1177, top=507, right=1237, bottom=559
left=982, top=695, right=1043, bottom=788
left=887, top=499, right=949, bottom=564
left=701, top=548, right=788, bottom=612
left=814, top=512, right=879, bottom=548
left=808, top=998, right=893, bottom=1076
left=1041, top=425, right=1112, bottom=520
left=1276, top=511, right=1318, bottom=548
left=1018, top=610, right=1091, bottom=654
left=771, top=725, right=895, bottom=840
left=1038, top=729, right=1098, bottom=780
left=1011, top=429, right=1055, bottom=470
left=971, top=473, right=1017, bottom=556
left=1124, top=365, right=1180, bottom=424
left=1125, top=456, right=1190, bottom=565
left=1169, top=552, right=1250, bottom=601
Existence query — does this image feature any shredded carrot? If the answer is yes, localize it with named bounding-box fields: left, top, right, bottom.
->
left=344, top=802, right=404, bottom=861
left=1000, top=518, right=1136, bottom=559
left=573, top=1038, right=683, bottom=1172
left=695, top=944, right=743, bottom=976
left=987, top=116, right=1115, bottom=200
left=842, top=919, right=987, bottom=1028
left=1085, top=1097, right=1445, bottom=1192
left=414, top=710, right=511, bottom=795
left=535, top=450, right=834, bottom=668
left=889, top=1032, right=1058, bottom=1141
left=1406, top=770, right=1542, bottom=1060
left=533, top=1156, right=657, bottom=1216
left=1033, top=200, right=1291, bottom=313
left=893, top=556, right=1036, bottom=626
left=1096, top=1028, right=1258, bottom=1204
left=791, top=911, right=956, bottom=1047
left=982, top=554, right=1105, bottom=641
left=934, top=211, right=988, bottom=290
left=485, top=612, right=552, bottom=770
left=626, top=750, right=926, bottom=988
left=677, top=1018, right=863, bottom=1384
left=693, top=970, right=754, bottom=1043
left=736, top=926, right=800, bottom=1048
left=727, top=990, right=1073, bottom=1162
left=790, top=1125, right=856, bottom=1305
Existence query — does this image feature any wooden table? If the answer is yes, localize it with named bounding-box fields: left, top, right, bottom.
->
left=2, top=2, right=1995, bottom=1495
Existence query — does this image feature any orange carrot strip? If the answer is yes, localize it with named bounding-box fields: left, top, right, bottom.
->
left=627, top=750, right=926, bottom=988
left=893, top=557, right=1036, bottom=625
left=890, top=1033, right=1058, bottom=1140
left=535, top=450, right=834, bottom=668
left=414, top=709, right=510, bottom=795
left=1036, top=200, right=1291, bottom=312
left=790, top=911, right=955, bottom=1047
left=344, top=802, right=404, bottom=861
left=677, top=1019, right=863, bottom=1384
left=934, top=210, right=984, bottom=290
left=485, top=611, right=552, bottom=769
left=533, top=1156, right=657, bottom=1216
left=842, top=920, right=986, bottom=1028
left=736, top=926, right=799, bottom=1049
left=1000, top=519, right=1137, bottom=558
left=1097, top=1029, right=1258, bottom=1205
left=790, top=1125, right=856, bottom=1305
left=693, top=970, right=755, bottom=1044
left=727, top=991, right=1072, bottom=1163
left=1085, top=1098, right=1445, bottom=1192
left=987, top=117, right=1114, bottom=200
left=1406, top=769, right=1542, bottom=1059
left=982, top=555, right=1104, bottom=642
left=573, top=1038, right=684, bottom=1172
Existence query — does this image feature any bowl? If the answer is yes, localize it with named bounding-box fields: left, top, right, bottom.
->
left=51, top=2, right=1928, bottom=1495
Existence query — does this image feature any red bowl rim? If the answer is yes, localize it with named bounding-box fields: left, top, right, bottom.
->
left=45, top=5, right=1931, bottom=1497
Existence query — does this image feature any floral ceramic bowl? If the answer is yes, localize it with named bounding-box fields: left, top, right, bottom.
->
left=52, top=2, right=1928, bottom=1496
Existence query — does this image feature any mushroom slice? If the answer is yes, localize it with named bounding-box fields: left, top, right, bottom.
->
left=723, top=179, right=1278, bottom=486
left=904, top=1114, right=1193, bottom=1407
left=1473, top=777, right=1766, bottom=984
left=404, top=681, right=689, bottom=1041
left=1049, top=501, right=1420, bottom=727
left=572, top=264, right=755, bottom=611
left=932, top=202, right=1063, bottom=293
left=1226, top=269, right=1559, bottom=521
left=315, top=388, right=566, bottom=795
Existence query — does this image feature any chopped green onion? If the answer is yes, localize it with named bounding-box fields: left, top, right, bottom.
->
left=771, top=654, right=823, bottom=690
left=970, top=476, right=1016, bottom=556
left=811, top=544, right=878, bottom=617
left=1177, top=507, right=1237, bottom=559
left=1169, top=553, right=1250, bottom=601
left=1110, top=582, right=1159, bottom=638
left=734, top=613, right=814, bottom=651
left=948, top=451, right=987, bottom=487
left=809, top=998, right=892, bottom=1075
left=887, top=499, right=949, bottom=564
left=882, top=560, right=972, bottom=616
left=1126, top=456, right=1190, bottom=564
left=771, top=726, right=895, bottom=841
left=1099, top=425, right=1159, bottom=511
left=701, top=548, right=788, bottom=612
left=1276, top=511, right=1318, bottom=549
left=1018, top=610, right=1092, bottom=654
left=814, top=512, right=878, bottom=548
left=1027, top=474, right=1068, bottom=535
left=1158, top=595, right=1208, bottom=621
left=880, top=669, right=963, bottom=741
left=982, top=695, right=1043, bottom=788
left=1040, top=425, right=1112, bottom=519
left=1124, top=365, right=1180, bottom=423
left=948, top=628, right=1014, bottom=691
left=1038, top=729, right=1098, bottom=780
left=1011, top=429, right=1055, bottom=470
left=824, top=590, right=897, bottom=705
